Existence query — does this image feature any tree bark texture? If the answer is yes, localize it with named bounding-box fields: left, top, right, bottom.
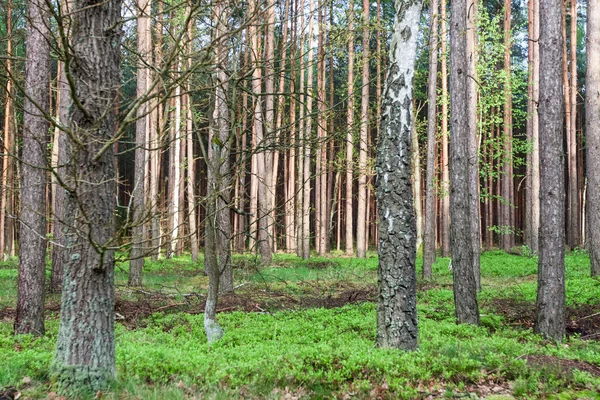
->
left=587, top=0, right=600, bottom=276
left=356, top=0, right=370, bottom=258
left=535, top=0, right=565, bottom=341
left=15, top=0, right=51, bottom=336
left=440, top=0, right=450, bottom=258
left=423, top=0, right=439, bottom=279
left=345, top=0, right=355, bottom=256
left=129, top=0, right=151, bottom=286
left=375, top=0, right=422, bottom=350
left=501, top=0, right=514, bottom=252
left=52, top=0, right=121, bottom=390
left=449, top=0, right=480, bottom=325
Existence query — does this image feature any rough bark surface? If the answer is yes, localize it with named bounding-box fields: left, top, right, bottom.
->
left=423, top=0, right=439, bottom=279
left=375, top=0, right=422, bottom=350
left=52, top=0, right=120, bottom=390
left=449, top=0, right=480, bottom=325
left=440, top=0, right=450, bottom=258
left=15, top=0, right=51, bottom=336
left=587, top=0, right=600, bottom=277
left=535, top=0, right=565, bottom=341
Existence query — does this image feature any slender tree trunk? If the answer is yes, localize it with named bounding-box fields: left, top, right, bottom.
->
left=15, top=0, right=51, bottom=335
left=345, top=0, right=355, bottom=256
left=206, top=1, right=234, bottom=299
left=1, top=0, right=15, bottom=260
left=586, top=0, right=600, bottom=276
left=467, top=0, right=481, bottom=290
left=440, top=0, right=450, bottom=257
left=568, top=0, right=579, bottom=249
left=450, top=0, right=480, bottom=325
left=411, top=100, right=423, bottom=252
left=501, top=0, right=514, bottom=252
left=302, top=0, right=316, bottom=260
left=263, top=0, right=276, bottom=255
left=356, top=0, right=370, bottom=258
left=526, top=0, right=540, bottom=254
left=423, top=0, right=439, bottom=279
left=535, top=0, right=565, bottom=341
left=129, top=0, right=151, bottom=285
left=52, top=0, right=120, bottom=388
left=376, top=0, right=422, bottom=350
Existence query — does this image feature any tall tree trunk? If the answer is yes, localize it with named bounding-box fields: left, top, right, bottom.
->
left=467, top=0, right=481, bottom=290
left=450, top=0, right=480, bottom=325
left=526, top=0, right=540, bottom=254
left=376, top=0, right=422, bottom=350
left=186, top=18, right=199, bottom=262
left=129, top=0, right=152, bottom=285
left=316, top=0, right=326, bottom=255
left=206, top=0, right=234, bottom=312
left=345, top=0, right=355, bottom=256
left=568, top=0, right=579, bottom=249
left=440, top=0, right=450, bottom=257
left=302, top=0, right=316, bottom=260
left=501, top=0, right=514, bottom=252
left=52, top=0, right=120, bottom=388
left=1, top=0, right=15, bottom=260
left=264, top=0, right=276, bottom=255
left=535, top=0, right=565, bottom=341
left=586, top=0, right=600, bottom=276
left=423, top=0, right=439, bottom=279
left=356, top=0, right=370, bottom=258
left=15, top=0, right=51, bottom=335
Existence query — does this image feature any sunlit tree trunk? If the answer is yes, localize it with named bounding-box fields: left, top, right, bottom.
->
left=535, top=0, right=565, bottom=341
left=264, top=0, right=276, bottom=254
left=440, top=0, right=450, bottom=257
left=423, top=0, right=439, bottom=279
left=345, top=0, right=355, bottom=256
left=467, top=0, right=481, bottom=290
left=411, top=100, right=423, bottom=252
left=1, top=0, right=15, bottom=260
left=500, top=0, right=514, bottom=252
left=526, top=0, right=540, bottom=254
left=302, top=0, right=316, bottom=260
left=129, top=0, right=152, bottom=285
left=186, top=17, right=199, bottom=262
left=567, top=0, right=579, bottom=249
left=356, top=0, right=370, bottom=258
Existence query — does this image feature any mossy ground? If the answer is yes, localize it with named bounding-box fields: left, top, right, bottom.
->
left=1, top=250, right=599, bottom=399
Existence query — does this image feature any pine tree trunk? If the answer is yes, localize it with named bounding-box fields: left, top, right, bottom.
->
left=129, top=0, right=151, bottom=285
left=1, top=0, right=15, bottom=260
left=16, top=0, right=51, bottom=335
left=52, top=0, right=120, bottom=388
left=467, top=0, right=481, bottom=290
left=501, top=0, right=514, bottom=252
left=423, top=0, right=439, bottom=279
left=526, top=0, right=540, bottom=254
left=568, top=0, right=579, bottom=249
left=440, top=0, right=450, bottom=257
left=302, top=0, right=316, bottom=260
left=376, top=0, right=422, bottom=350
left=586, top=0, right=600, bottom=276
left=411, top=100, right=423, bottom=252
left=345, top=0, right=355, bottom=256
left=356, top=0, right=370, bottom=258
left=450, top=0, right=480, bottom=325
left=535, top=0, right=566, bottom=341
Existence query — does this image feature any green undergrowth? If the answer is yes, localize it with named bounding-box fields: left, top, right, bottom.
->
left=0, top=251, right=599, bottom=398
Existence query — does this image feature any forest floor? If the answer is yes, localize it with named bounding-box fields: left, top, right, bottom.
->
left=1, top=250, right=600, bottom=399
